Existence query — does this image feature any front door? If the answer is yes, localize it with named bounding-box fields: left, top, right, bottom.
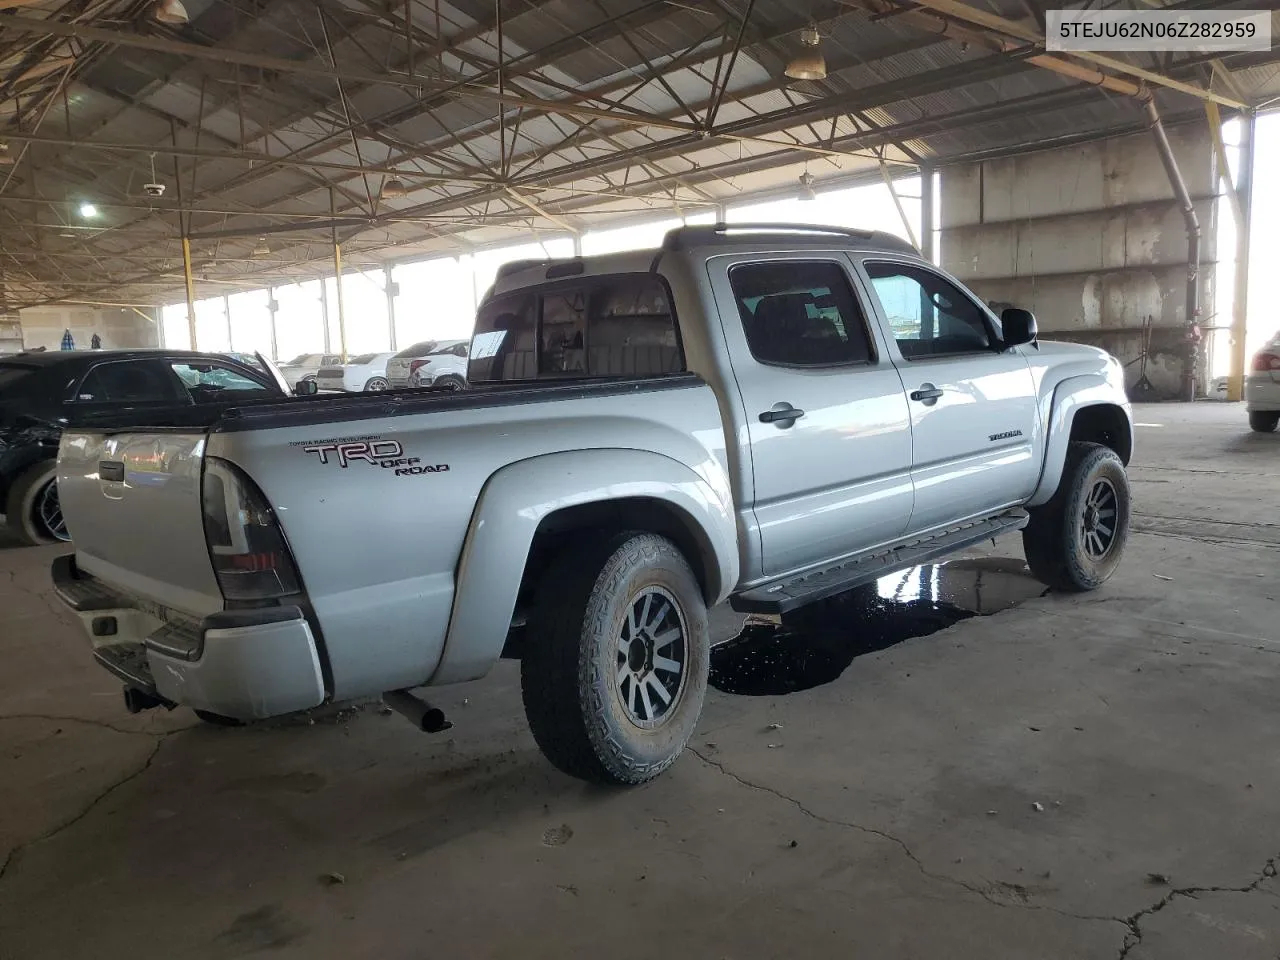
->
left=709, top=256, right=915, bottom=579
left=857, top=258, right=1040, bottom=535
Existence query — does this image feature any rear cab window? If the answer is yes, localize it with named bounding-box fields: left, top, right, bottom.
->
left=470, top=274, right=683, bottom=384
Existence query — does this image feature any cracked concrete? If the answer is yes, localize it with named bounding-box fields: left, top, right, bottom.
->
left=1, top=402, right=1278, bottom=959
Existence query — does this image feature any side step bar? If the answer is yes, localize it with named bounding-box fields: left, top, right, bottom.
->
left=731, top=509, right=1030, bottom=615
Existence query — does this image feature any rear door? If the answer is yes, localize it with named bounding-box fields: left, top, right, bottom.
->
left=856, top=258, right=1040, bottom=534
left=708, top=256, right=915, bottom=579
left=68, top=358, right=189, bottom=414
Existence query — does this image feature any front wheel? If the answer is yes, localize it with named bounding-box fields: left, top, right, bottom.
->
left=1023, top=441, right=1131, bottom=592
left=364, top=376, right=389, bottom=392
left=520, top=533, right=709, bottom=784
left=5, top=461, right=69, bottom=545
left=1248, top=411, right=1278, bottom=433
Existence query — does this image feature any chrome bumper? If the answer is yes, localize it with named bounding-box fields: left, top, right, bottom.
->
left=51, top=555, right=325, bottom=720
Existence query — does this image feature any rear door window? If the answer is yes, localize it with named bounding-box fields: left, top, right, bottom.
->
left=0, top=366, right=35, bottom=395
left=75, top=360, right=184, bottom=403
left=469, top=275, right=682, bottom=384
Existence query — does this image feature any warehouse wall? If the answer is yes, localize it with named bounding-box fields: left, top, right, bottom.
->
left=940, top=122, right=1219, bottom=399
left=14, top=305, right=160, bottom=352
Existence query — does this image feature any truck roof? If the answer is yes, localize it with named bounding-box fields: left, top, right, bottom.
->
left=488, top=222, right=919, bottom=300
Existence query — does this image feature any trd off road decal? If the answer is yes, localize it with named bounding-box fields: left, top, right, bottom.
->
left=292, top=435, right=448, bottom=477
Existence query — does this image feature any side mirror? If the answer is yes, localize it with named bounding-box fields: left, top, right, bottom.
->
left=293, top=379, right=318, bottom=397
left=1001, top=308, right=1038, bottom=348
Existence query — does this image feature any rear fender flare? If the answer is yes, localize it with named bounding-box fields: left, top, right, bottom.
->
left=1027, top=375, right=1133, bottom=506
left=429, top=449, right=738, bottom=685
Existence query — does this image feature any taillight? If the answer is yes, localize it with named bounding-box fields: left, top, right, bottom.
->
left=201, top=457, right=301, bottom=601
left=409, top=358, right=428, bottom=376
left=1252, top=352, right=1280, bottom=372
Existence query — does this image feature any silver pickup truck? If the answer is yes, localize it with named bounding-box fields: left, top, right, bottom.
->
left=52, top=224, right=1133, bottom=784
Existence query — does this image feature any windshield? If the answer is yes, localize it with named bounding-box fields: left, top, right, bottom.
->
left=393, top=341, right=437, bottom=359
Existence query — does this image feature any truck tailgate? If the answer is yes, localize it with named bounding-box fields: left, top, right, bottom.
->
left=58, top=430, right=223, bottom=617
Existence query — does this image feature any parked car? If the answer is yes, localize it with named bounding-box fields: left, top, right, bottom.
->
left=1245, top=334, right=1280, bottom=432
left=0, top=349, right=288, bottom=545
left=51, top=223, right=1134, bottom=785
left=316, top=352, right=397, bottom=392
left=385, top=340, right=444, bottom=388
left=409, top=341, right=470, bottom=390
left=278, top=352, right=342, bottom=389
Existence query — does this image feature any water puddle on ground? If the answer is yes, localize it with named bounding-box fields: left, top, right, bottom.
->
left=709, top=558, right=1047, bottom=696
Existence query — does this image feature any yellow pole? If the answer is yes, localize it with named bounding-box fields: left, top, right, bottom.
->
left=332, top=241, right=348, bottom=362
left=181, top=235, right=197, bottom=350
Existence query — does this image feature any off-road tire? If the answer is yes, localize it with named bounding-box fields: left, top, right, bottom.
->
left=5, top=460, right=65, bottom=545
left=1248, top=411, right=1278, bottom=433
left=1023, top=441, right=1130, bottom=592
left=521, top=532, right=709, bottom=784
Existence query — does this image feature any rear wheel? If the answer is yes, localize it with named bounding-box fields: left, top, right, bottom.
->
left=364, top=376, right=389, bottom=392
left=434, top=375, right=466, bottom=392
left=520, top=533, right=708, bottom=784
left=5, top=461, right=69, bottom=545
left=1248, top=411, right=1278, bottom=433
left=1023, top=441, right=1130, bottom=592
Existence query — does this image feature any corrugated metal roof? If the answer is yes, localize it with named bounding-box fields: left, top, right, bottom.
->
left=3, top=0, right=1278, bottom=305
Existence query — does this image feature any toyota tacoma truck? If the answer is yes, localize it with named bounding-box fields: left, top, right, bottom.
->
left=51, top=224, right=1133, bottom=784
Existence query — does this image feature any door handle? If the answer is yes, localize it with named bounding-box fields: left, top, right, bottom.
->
left=910, top=384, right=944, bottom=404
left=759, top=403, right=805, bottom=426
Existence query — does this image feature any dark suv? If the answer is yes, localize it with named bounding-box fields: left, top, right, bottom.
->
left=0, top=350, right=286, bottom=545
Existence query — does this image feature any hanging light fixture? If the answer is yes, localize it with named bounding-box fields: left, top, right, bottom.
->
left=252, top=237, right=271, bottom=258
left=785, top=25, right=827, bottom=81
left=0, top=143, right=13, bottom=166
left=380, top=177, right=408, bottom=199
left=798, top=170, right=817, bottom=201
left=153, top=0, right=190, bottom=24
left=78, top=202, right=99, bottom=218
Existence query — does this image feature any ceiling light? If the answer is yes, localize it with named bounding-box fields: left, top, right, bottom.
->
left=252, top=238, right=271, bottom=258
left=798, top=170, right=817, bottom=201
left=153, top=0, right=189, bottom=24
left=785, top=25, right=827, bottom=81
left=78, top=202, right=98, bottom=218
left=380, top=177, right=408, bottom=199
left=0, top=143, right=12, bottom=166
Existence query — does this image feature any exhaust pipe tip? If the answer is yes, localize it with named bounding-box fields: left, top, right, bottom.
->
left=382, top=690, right=452, bottom=733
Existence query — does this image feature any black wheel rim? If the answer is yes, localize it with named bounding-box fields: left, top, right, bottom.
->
left=615, top=586, right=687, bottom=728
left=1080, top=477, right=1118, bottom=560
left=36, top=479, right=70, bottom=542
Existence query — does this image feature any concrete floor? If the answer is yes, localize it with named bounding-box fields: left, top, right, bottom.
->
left=2, top=402, right=1278, bottom=959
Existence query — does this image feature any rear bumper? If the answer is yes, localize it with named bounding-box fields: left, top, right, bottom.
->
left=1245, top=375, right=1280, bottom=411
left=52, top=555, right=325, bottom=720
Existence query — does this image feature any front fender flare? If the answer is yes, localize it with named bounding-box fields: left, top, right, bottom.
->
left=1027, top=375, right=1133, bottom=507
left=429, top=448, right=739, bottom=685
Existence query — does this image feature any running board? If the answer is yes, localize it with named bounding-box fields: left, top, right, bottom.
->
left=731, top=509, right=1030, bottom=615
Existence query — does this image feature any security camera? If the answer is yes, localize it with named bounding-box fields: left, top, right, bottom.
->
left=143, top=183, right=166, bottom=198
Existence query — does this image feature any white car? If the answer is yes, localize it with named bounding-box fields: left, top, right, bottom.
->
left=409, top=341, right=470, bottom=390
left=386, top=339, right=469, bottom=388
left=1246, top=334, right=1280, bottom=432
left=277, top=353, right=341, bottom=389
left=316, top=352, right=396, bottom=393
